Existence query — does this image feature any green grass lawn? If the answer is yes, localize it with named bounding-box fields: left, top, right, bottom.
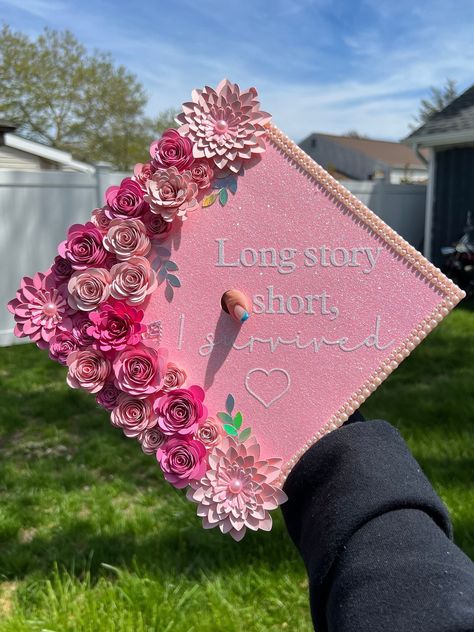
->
left=1, top=301, right=473, bottom=631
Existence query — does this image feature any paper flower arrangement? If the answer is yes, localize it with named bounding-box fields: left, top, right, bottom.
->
left=8, top=79, right=287, bottom=541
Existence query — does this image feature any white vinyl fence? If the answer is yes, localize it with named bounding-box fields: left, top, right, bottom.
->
left=1, top=171, right=426, bottom=346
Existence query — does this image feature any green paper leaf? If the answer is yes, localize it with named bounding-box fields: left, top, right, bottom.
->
left=164, top=260, right=178, bottom=271
left=217, top=412, right=233, bottom=424
left=239, top=427, right=251, bottom=442
left=223, top=424, right=238, bottom=436
left=166, top=274, right=181, bottom=288
left=225, top=393, right=235, bottom=414
left=233, top=411, right=243, bottom=430
left=219, top=188, right=228, bottom=206
left=202, top=193, right=217, bottom=207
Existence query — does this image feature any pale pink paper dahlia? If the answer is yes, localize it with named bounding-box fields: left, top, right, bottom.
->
left=176, top=79, right=271, bottom=174
left=187, top=436, right=287, bottom=541
left=8, top=272, right=73, bottom=349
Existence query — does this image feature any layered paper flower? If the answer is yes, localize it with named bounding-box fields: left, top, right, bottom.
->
left=110, top=256, right=157, bottom=305
left=176, top=79, right=271, bottom=174
left=8, top=272, right=73, bottom=349
left=144, top=167, right=199, bottom=222
left=58, top=223, right=109, bottom=270
left=105, top=177, right=148, bottom=220
left=157, top=436, right=207, bottom=489
left=139, top=427, right=167, bottom=455
left=133, top=162, right=156, bottom=190
left=142, top=210, right=173, bottom=241
left=162, top=362, right=187, bottom=392
left=190, top=161, right=214, bottom=190
left=96, top=381, right=121, bottom=411
left=103, top=219, right=151, bottom=261
left=195, top=417, right=224, bottom=448
left=48, top=331, right=79, bottom=365
left=150, top=128, right=195, bottom=172
left=87, top=300, right=146, bottom=352
left=66, top=348, right=111, bottom=393
left=67, top=268, right=112, bottom=311
left=111, top=393, right=157, bottom=437
left=113, top=343, right=167, bottom=397
left=154, top=386, right=207, bottom=436
left=187, top=436, right=288, bottom=541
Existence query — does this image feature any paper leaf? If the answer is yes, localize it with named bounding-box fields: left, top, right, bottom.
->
left=164, top=283, right=174, bottom=303
left=158, top=266, right=168, bottom=279
left=164, top=260, right=178, bottom=271
left=217, top=412, right=233, bottom=424
left=202, top=193, right=218, bottom=207
left=167, top=274, right=181, bottom=288
left=225, top=394, right=235, bottom=414
left=239, top=427, right=251, bottom=442
left=223, top=424, right=239, bottom=436
left=228, top=177, right=237, bottom=194
left=156, top=247, right=171, bottom=258
left=233, top=411, right=243, bottom=430
left=219, top=188, right=228, bottom=206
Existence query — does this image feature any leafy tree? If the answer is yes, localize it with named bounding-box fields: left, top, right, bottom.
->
left=0, top=25, right=176, bottom=170
left=412, top=79, right=458, bottom=128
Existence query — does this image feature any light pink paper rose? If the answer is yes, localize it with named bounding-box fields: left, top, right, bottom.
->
left=111, top=393, right=157, bottom=437
left=87, top=300, right=146, bottom=352
left=58, top=222, right=108, bottom=271
left=113, top=343, right=167, bottom=397
left=133, top=161, right=157, bottom=190
left=91, top=207, right=113, bottom=233
left=103, top=219, right=151, bottom=260
left=144, top=167, right=198, bottom=223
left=154, top=386, right=207, bottom=436
left=162, top=362, right=187, bottom=392
left=105, top=177, right=147, bottom=220
left=110, top=256, right=157, bottom=305
left=139, top=427, right=167, bottom=455
left=195, top=417, right=224, bottom=448
left=66, top=348, right=111, bottom=393
left=48, top=331, right=79, bottom=365
left=142, top=210, right=173, bottom=242
left=8, top=272, right=73, bottom=349
left=150, top=128, right=195, bottom=172
left=96, top=381, right=121, bottom=411
left=190, top=161, right=214, bottom=190
left=67, top=268, right=112, bottom=312
left=156, top=436, right=207, bottom=489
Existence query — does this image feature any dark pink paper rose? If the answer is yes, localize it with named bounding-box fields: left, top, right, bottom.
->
left=91, top=207, right=113, bottom=233
left=150, top=129, right=195, bottom=172
left=133, top=162, right=156, bottom=190
left=66, top=348, right=111, bottom=393
left=96, top=381, right=121, bottom=411
left=87, top=300, right=146, bottom=352
left=142, top=210, right=173, bottom=242
left=111, top=393, right=157, bottom=437
left=105, top=178, right=147, bottom=220
left=139, top=427, right=167, bottom=454
left=162, top=362, right=187, bottom=392
left=113, top=343, right=167, bottom=397
left=8, top=272, right=73, bottom=349
left=154, top=386, right=207, bottom=436
left=190, top=161, right=213, bottom=190
left=48, top=331, right=79, bottom=365
left=71, top=312, right=96, bottom=347
left=156, top=436, right=207, bottom=488
left=58, top=222, right=108, bottom=271
left=50, top=255, right=73, bottom=282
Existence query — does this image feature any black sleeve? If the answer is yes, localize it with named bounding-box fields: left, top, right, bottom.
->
left=281, top=419, right=474, bottom=632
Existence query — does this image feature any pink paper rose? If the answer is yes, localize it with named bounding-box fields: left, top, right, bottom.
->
left=96, top=381, right=121, bottom=411
left=67, top=268, right=111, bottom=312
left=66, top=348, right=111, bottom=393
left=111, top=393, right=157, bottom=437
left=195, top=417, right=224, bottom=448
left=162, top=362, right=187, bottom=392
left=150, top=129, right=195, bottom=172
left=190, top=161, right=213, bottom=190
left=91, top=207, right=113, bottom=233
left=105, top=177, right=147, bottom=220
left=113, top=343, right=167, bottom=397
left=8, top=272, right=73, bottom=349
left=58, top=222, right=108, bottom=271
left=156, top=436, right=207, bottom=489
left=110, top=256, right=157, bottom=305
left=50, top=255, right=73, bottom=282
left=154, top=386, right=207, bottom=436
left=139, top=427, right=167, bottom=455
left=133, top=162, right=156, bottom=190
left=142, top=210, right=173, bottom=242
left=71, top=312, right=96, bottom=346
left=144, top=167, right=198, bottom=222
left=87, top=300, right=146, bottom=352
left=103, top=219, right=151, bottom=260
left=48, top=331, right=79, bottom=365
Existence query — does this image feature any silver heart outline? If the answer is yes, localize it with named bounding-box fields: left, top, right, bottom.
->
left=244, top=367, right=291, bottom=409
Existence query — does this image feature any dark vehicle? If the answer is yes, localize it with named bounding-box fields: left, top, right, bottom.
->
left=441, top=213, right=474, bottom=297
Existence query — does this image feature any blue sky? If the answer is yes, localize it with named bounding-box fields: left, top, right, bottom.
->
left=1, top=0, right=473, bottom=141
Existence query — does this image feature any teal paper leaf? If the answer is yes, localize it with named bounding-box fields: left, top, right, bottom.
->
left=233, top=411, right=243, bottom=430
left=219, top=188, right=228, bottom=206
left=239, top=427, right=251, bottom=442
left=167, top=274, right=181, bottom=288
left=228, top=177, right=237, bottom=194
left=164, top=260, right=178, bottom=271
left=217, top=412, right=233, bottom=424
left=164, top=283, right=174, bottom=303
left=223, top=424, right=238, bottom=436
left=156, top=247, right=171, bottom=258
left=225, top=394, right=235, bottom=414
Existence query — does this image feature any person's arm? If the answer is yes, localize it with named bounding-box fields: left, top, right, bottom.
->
left=282, top=418, right=474, bottom=632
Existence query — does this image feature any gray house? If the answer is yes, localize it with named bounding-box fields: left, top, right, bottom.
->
left=299, top=132, right=427, bottom=184
left=404, top=85, right=474, bottom=264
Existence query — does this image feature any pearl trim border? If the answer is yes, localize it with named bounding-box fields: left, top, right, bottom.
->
left=265, top=124, right=466, bottom=485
